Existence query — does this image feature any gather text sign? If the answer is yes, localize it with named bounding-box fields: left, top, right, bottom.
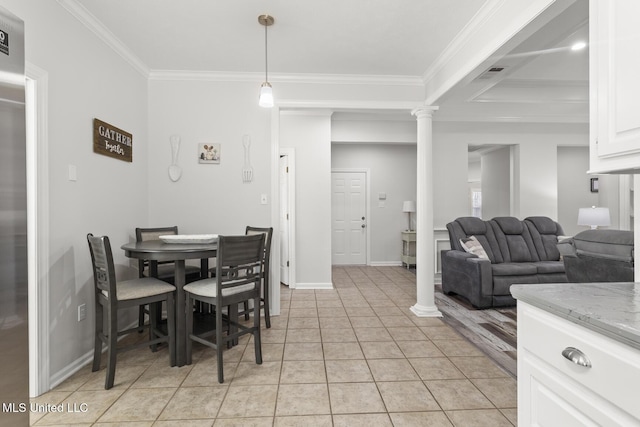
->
left=93, top=118, right=133, bottom=162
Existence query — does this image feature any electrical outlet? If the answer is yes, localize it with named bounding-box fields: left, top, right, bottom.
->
left=78, top=304, right=86, bottom=322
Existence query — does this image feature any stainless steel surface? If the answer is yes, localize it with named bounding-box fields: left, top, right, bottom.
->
left=562, top=347, right=592, bottom=368
left=0, top=5, right=28, bottom=426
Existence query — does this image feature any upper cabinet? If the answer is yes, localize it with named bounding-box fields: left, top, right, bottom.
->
left=589, top=0, right=640, bottom=174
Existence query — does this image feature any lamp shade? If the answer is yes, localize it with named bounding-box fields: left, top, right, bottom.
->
left=577, top=206, right=610, bottom=229
left=258, top=82, right=274, bottom=108
left=402, top=201, right=416, bottom=213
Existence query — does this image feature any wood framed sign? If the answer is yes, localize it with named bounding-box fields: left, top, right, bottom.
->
left=93, top=118, right=132, bottom=162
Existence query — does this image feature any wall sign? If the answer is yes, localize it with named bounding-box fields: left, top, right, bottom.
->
left=93, top=118, right=132, bottom=162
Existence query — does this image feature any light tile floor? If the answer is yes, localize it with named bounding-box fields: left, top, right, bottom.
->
left=31, top=266, right=517, bottom=426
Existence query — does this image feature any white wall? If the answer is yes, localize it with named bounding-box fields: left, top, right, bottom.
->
left=332, top=144, right=417, bottom=264
left=557, top=146, right=599, bottom=235
left=147, top=79, right=272, bottom=233
left=279, top=111, right=333, bottom=288
left=432, top=121, right=589, bottom=228
left=1, top=0, right=150, bottom=383
left=481, top=147, right=511, bottom=219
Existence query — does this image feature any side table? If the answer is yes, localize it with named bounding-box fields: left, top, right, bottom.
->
left=401, top=231, right=416, bottom=269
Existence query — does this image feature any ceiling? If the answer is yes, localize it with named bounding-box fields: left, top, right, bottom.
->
left=69, top=0, right=589, bottom=123
left=73, top=0, right=485, bottom=77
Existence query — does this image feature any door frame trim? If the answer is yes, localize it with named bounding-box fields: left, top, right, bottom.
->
left=331, top=168, right=371, bottom=266
left=26, top=63, right=50, bottom=397
left=279, top=148, right=296, bottom=289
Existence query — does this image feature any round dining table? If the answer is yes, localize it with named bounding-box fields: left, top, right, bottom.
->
left=121, top=240, right=217, bottom=366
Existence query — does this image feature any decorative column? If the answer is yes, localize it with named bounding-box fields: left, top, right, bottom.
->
left=411, top=105, right=442, bottom=317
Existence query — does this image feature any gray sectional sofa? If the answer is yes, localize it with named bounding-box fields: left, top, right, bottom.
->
left=441, top=216, right=567, bottom=308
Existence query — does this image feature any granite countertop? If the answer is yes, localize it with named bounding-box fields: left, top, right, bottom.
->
left=511, top=282, right=640, bottom=351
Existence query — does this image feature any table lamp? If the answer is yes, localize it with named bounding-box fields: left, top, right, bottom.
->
left=402, top=201, right=416, bottom=231
left=577, top=206, right=610, bottom=230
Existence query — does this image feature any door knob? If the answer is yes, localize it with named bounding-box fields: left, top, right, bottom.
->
left=361, top=224, right=366, bottom=228
left=362, top=217, right=365, bottom=220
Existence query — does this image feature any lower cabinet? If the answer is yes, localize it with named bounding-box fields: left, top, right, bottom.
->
left=518, top=302, right=640, bottom=426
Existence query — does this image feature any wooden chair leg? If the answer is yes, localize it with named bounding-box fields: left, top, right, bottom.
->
left=216, top=304, right=225, bottom=383
left=92, top=302, right=103, bottom=372
left=105, top=308, right=118, bottom=390
left=138, top=305, right=146, bottom=333
left=243, top=301, right=250, bottom=321
left=149, top=302, right=159, bottom=352
left=253, top=295, right=262, bottom=365
left=185, top=294, right=193, bottom=365
left=263, top=280, right=271, bottom=328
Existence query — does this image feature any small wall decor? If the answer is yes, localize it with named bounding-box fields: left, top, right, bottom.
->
left=590, top=177, right=599, bottom=193
left=93, top=118, right=132, bottom=162
left=198, top=143, right=220, bottom=164
left=242, top=134, right=253, bottom=183
left=168, top=135, right=183, bottom=182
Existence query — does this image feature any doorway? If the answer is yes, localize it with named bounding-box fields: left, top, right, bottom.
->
left=331, top=170, right=368, bottom=265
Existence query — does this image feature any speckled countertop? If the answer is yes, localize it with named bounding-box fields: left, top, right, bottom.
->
left=510, top=282, right=640, bottom=351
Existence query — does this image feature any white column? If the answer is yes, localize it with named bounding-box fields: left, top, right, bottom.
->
left=411, top=105, right=442, bottom=317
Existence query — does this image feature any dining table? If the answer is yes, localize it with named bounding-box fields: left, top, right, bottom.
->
left=121, top=239, right=217, bottom=366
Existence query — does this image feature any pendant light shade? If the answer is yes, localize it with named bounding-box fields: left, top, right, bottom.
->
left=258, top=14, right=275, bottom=108
left=259, top=82, right=274, bottom=108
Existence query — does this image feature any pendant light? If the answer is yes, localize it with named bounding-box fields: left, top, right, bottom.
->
left=258, top=14, right=275, bottom=108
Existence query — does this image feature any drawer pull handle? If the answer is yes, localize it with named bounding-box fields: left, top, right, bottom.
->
left=562, top=347, right=592, bottom=368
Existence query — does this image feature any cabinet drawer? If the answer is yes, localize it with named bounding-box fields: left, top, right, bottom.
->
left=519, top=303, right=640, bottom=420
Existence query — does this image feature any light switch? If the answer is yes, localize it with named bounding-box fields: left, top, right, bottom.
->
left=68, top=164, right=77, bottom=181
left=261, top=194, right=268, bottom=205
left=378, top=192, right=387, bottom=200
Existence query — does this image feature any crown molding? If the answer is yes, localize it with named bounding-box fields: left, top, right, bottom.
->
left=57, top=0, right=149, bottom=77
left=422, top=0, right=506, bottom=84
left=148, top=70, right=424, bottom=86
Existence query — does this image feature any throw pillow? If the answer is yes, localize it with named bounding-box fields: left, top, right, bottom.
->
left=459, top=235, right=489, bottom=260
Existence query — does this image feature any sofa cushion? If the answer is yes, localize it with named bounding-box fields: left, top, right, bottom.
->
left=525, top=216, right=565, bottom=261
left=534, top=261, right=565, bottom=274
left=491, top=263, right=537, bottom=276
left=459, top=236, right=489, bottom=259
left=573, top=230, right=634, bottom=261
left=447, top=217, right=503, bottom=263
left=491, top=217, right=539, bottom=263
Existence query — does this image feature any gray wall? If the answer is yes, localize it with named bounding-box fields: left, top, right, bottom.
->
left=332, top=144, right=417, bottom=264
left=557, top=146, right=599, bottom=235
left=481, top=147, right=511, bottom=219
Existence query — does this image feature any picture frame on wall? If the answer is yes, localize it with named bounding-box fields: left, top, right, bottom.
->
left=198, top=143, right=220, bottom=164
left=590, top=177, right=599, bottom=193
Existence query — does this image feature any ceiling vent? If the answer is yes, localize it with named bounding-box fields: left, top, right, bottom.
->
left=476, top=65, right=508, bottom=80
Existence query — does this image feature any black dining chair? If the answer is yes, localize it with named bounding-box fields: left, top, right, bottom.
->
left=135, top=226, right=202, bottom=330
left=87, top=233, right=176, bottom=389
left=238, top=226, right=273, bottom=328
left=184, top=233, right=265, bottom=383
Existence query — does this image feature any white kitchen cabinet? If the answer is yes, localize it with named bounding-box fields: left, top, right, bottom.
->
left=517, top=302, right=640, bottom=426
left=589, top=0, right=640, bottom=173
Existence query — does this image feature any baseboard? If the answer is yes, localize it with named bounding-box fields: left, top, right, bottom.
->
left=369, top=261, right=403, bottom=267
left=49, top=348, right=95, bottom=390
left=294, top=282, right=333, bottom=290
left=49, top=319, right=139, bottom=391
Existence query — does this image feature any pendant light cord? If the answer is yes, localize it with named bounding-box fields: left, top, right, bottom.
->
left=264, top=20, right=269, bottom=83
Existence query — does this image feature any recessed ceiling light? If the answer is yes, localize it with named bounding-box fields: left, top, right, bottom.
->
left=571, top=41, right=587, bottom=51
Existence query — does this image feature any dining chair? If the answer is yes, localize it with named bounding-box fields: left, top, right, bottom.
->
left=87, top=233, right=176, bottom=390
left=238, top=226, right=273, bottom=328
left=184, top=233, right=265, bottom=383
left=135, top=226, right=202, bottom=330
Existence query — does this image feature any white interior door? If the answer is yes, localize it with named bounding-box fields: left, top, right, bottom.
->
left=279, top=155, right=290, bottom=285
left=332, top=171, right=367, bottom=265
